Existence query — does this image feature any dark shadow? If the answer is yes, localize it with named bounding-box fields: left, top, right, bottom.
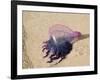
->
left=78, top=34, right=89, bottom=41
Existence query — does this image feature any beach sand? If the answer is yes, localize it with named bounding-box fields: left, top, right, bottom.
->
left=22, top=11, right=90, bottom=69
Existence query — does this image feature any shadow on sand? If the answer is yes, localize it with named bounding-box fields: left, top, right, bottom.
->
left=78, top=34, right=89, bottom=41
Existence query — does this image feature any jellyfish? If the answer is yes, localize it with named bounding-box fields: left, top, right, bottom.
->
left=42, top=24, right=82, bottom=64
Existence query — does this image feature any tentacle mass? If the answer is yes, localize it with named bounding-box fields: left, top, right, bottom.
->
left=42, top=36, right=73, bottom=64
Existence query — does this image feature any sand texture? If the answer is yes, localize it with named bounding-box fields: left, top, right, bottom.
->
left=22, top=11, right=90, bottom=69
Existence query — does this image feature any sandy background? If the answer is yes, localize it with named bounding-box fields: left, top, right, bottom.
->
left=22, top=11, right=90, bottom=69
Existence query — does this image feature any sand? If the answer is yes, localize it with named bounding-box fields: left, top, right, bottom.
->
left=22, top=11, right=90, bottom=69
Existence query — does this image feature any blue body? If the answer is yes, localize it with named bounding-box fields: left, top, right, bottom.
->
left=42, top=37, right=73, bottom=63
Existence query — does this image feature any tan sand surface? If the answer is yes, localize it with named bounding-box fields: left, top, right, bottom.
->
left=22, top=11, right=90, bottom=69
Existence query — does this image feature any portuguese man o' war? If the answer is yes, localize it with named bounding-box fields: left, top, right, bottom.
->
left=42, top=24, right=82, bottom=64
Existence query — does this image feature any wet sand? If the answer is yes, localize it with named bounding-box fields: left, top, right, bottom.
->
left=22, top=11, right=90, bottom=69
